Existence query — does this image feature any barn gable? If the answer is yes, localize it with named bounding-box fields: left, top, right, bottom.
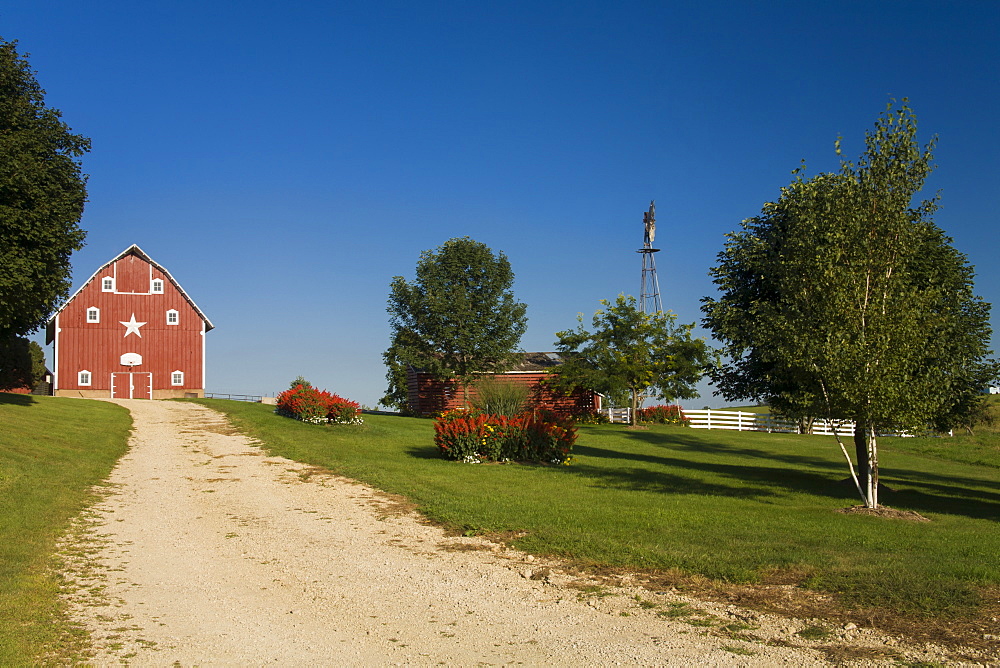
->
left=47, top=245, right=213, bottom=399
left=48, top=244, right=213, bottom=340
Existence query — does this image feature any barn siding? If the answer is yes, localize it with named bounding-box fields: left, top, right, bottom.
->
left=50, top=246, right=210, bottom=399
left=110, top=252, right=151, bottom=293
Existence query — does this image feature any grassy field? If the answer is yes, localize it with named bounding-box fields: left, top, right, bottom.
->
left=0, top=394, right=132, bottom=666
left=887, top=395, right=1000, bottom=469
left=6, top=392, right=991, bottom=661
left=195, top=398, right=999, bottom=642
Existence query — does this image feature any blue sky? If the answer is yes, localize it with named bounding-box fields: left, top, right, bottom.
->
left=8, top=1, right=999, bottom=407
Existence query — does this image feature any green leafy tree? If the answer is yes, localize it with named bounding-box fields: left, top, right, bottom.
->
left=549, top=295, right=712, bottom=425
left=0, top=335, right=45, bottom=391
left=385, top=237, right=528, bottom=408
left=0, top=38, right=90, bottom=338
left=702, top=102, right=997, bottom=508
left=380, top=326, right=422, bottom=411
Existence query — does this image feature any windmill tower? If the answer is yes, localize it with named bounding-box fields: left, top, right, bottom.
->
left=637, top=200, right=662, bottom=313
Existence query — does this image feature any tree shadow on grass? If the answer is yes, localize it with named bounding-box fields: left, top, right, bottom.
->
left=570, top=443, right=855, bottom=503
left=876, top=470, right=1000, bottom=521
left=570, top=434, right=1000, bottom=522
left=564, top=458, right=782, bottom=499
left=619, top=430, right=999, bottom=499
left=0, top=392, right=35, bottom=407
left=614, top=430, right=999, bottom=497
left=398, top=426, right=998, bottom=522
left=405, top=445, right=448, bottom=460
left=616, top=428, right=848, bottom=473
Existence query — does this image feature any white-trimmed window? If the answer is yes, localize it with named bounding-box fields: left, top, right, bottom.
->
left=86, top=307, right=100, bottom=323
left=102, top=277, right=115, bottom=292
left=78, top=370, right=92, bottom=386
left=151, top=278, right=164, bottom=293
left=171, top=370, right=184, bottom=386
left=166, top=309, right=179, bottom=325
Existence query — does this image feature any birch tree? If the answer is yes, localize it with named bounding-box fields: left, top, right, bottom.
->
left=702, top=102, right=997, bottom=508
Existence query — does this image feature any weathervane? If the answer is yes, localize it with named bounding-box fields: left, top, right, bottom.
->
left=637, top=200, right=663, bottom=314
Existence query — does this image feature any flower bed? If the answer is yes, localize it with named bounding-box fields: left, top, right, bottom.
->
left=433, top=409, right=576, bottom=464
left=275, top=383, right=363, bottom=425
left=637, top=404, right=688, bottom=425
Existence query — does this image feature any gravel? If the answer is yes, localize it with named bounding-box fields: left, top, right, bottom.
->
left=57, top=400, right=961, bottom=666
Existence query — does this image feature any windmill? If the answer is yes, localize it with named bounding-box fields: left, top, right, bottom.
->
left=637, top=200, right=662, bottom=313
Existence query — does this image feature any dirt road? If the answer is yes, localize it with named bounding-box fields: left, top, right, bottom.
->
left=58, top=400, right=949, bottom=665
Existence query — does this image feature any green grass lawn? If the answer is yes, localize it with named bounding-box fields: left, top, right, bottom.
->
left=195, top=399, right=999, bottom=625
left=4, top=393, right=993, bottom=662
left=887, top=395, right=1000, bottom=470
left=0, top=393, right=132, bottom=666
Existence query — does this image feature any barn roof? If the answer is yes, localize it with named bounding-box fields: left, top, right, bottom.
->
left=48, top=244, right=215, bottom=332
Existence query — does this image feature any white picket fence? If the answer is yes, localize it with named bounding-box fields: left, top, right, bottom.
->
left=599, top=407, right=921, bottom=437
left=682, top=409, right=923, bottom=437
left=683, top=409, right=857, bottom=436
left=603, top=407, right=847, bottom=432
left=604, top=407, right=632, bottom=424
left=603, top=407, right=853, bottom=433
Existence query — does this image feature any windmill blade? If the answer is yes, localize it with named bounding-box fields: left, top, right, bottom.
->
left=643, top=200, right=656, bottom=246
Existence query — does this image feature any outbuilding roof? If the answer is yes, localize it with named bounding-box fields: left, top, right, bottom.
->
left=508, top=352, right=568, bottom=372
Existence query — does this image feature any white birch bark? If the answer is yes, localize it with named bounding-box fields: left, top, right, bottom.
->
left=867, top=429, right=879, bottom=508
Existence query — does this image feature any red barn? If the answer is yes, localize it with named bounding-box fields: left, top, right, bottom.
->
left=45, top=245, right=213, bottom=399
left=405, top=352, right=601, bottom=417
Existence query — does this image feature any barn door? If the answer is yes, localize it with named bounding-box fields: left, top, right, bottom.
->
left=111, top=372, right=153, bottom=399
left=110, top=373, right=126, bottom=398
left=133, top=372, right=152, bottom=399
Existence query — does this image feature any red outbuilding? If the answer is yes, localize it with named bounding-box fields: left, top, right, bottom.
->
left=405, top=352, right=602, bottom=417
left=46, top=245, right=213, bottom=399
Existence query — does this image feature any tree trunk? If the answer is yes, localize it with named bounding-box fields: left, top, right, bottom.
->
left=797, top=416, right=814, bottom=434
left=630, top=389, right=640, bottom=425
left=868, top=428, right=879, bottom=508
left=853, top=427, right=868, bottom=488
left=853, top=424, right=879, bottom=508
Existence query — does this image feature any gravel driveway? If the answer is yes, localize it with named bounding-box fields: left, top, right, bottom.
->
left=57, top=400, right=949, bottom=665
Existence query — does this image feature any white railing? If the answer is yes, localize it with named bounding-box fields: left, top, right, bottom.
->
left=605, top=407, right=632, bottom=424
left=683, top=409, right=857, bottom=436
left=682, top=410, right=921, bottom=437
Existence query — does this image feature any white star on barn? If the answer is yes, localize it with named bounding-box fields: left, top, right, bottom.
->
left=120, top=313, right=147, bottom=338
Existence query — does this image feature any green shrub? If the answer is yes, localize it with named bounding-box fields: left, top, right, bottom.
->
left=470, top=377, right=529, bottom=417
left=573, top=409, right=610, bottom=424
left=638, top=404, right=689, bottom=425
